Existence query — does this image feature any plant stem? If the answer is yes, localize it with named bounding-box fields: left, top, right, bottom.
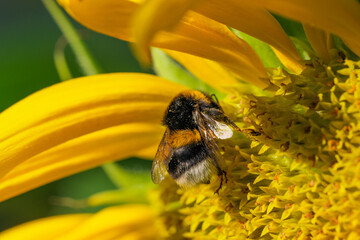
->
left=101, top=163, right=128, bottom=189
left=42, top=0, right=102, bottom=76
left=54, top=36, right=72, bottom=81
left=43, top=0, right=125, bottom=188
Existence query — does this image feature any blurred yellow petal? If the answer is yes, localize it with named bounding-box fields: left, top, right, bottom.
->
left=0, top=214, right=91, bottom=240
left=303, top=24, right=332, bottom=63
left=55, top=205, right=157, bottom=240
left=135, top=145, right=158, bottom=160
left=271, top=49, right=303, bottom=73
left=193, top=0, right=304, bottom=73
left=132, top=0, right=202, bottom=64
left=0, top=205, right=158, bottom=240
left=59, top=0, right=269, bottom=88
left=165, top=50, right=239, bottom=93
left=0, top=123, right=163, bottom=202
left=0, top=73, right=185, bottom=198
left=343, top=39, right=360, bottom=57
left=252, top=0, right=360, bottom=57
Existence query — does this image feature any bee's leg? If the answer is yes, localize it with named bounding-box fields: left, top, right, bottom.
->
left=214, top=168, right=227, bottom=195
left=242, top=128, right=261, bottom=136
left=208, top=156, right=227, bottom=194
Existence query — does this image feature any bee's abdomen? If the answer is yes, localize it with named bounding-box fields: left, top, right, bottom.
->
left=167, top=142, right=214, bottom=185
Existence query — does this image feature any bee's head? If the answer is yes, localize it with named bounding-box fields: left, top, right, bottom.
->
left=198, top=94, right=225, bottom=119
left=163, top=93, right=197, bottom=131
left=199, top=93, right=240, bottom=131
left=163, top=90, right=239, bottom=132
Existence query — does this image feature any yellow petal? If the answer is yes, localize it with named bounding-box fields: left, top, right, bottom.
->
left=131, top=0, right=304, bottom=73
left=133, top=0, right=303, bottom=73
left=173, top=11, right=269, bottom=87
left=59, top=0, right=269, bottom=88
left=132, top=0, right=203, bottom=65
left=193, top=0, right=304, bottom=73
left=0, top=214, right=91, bottom=240
left=0, top=205, right=158, bottom=240
left=165, top=50, right=239, bottom=93
left=303, top=24, right=332, bottom=63
left=55, top=205, right=157, bottom=240
left=343, top=39, right=360, bottom=57
left=252, top=0, right=360, bottom=57
left=135, top=144, right=158, bottom=159
left=0, top=123, right=163, bottom=202
left=0, top=73, right=185, bottom=200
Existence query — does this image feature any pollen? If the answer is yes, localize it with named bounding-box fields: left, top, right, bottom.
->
left=150, top=59, right=360, bottom=239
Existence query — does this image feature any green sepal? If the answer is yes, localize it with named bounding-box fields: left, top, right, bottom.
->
left=272, top=15, right=314, bottom=60
left=231, top=29, right=283, bottom=68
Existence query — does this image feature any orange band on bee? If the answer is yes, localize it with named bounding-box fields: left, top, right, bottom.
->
left=169, top=129, right=201, bottom=148
left=180, top=90, right=210, bottom=103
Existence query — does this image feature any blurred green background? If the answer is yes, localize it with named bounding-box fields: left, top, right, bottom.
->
left=0, top=0, right=151, bottom=231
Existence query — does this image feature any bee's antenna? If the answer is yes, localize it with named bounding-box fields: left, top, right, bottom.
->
left=210, top=93, right=219, bottom=104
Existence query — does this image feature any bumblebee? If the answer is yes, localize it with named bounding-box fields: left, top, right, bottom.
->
left=151, top=90, right=240, bottom=192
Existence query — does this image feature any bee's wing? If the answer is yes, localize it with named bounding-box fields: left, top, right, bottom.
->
left=200, top=112, right=233, bottom=140
left=193, top=109, right=225, bottom=171
left=151, top=128, right=173, bottom=184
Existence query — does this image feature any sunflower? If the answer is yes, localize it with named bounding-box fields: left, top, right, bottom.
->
left=0, top=0, right=360, bottom=239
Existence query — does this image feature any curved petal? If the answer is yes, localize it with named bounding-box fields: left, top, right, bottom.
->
left=130, top=0, right=304, bottom=72
left=56, top=205, right=157, bottom=240
left=130, top=0, right=303, bottom=73
left=135, top=145, right=158, bottom=159
left=252, top=0, right=360, bottom=57
left=343, top=39, right=360, bottom=57
left=0, top=73, right=185, bottom=193
left=193, top=0, right=304, bottom=73
left=0, top=214, right=91, bottom=240
left=59, top=0, right=269, bottom=88
left=165, top=50, right=239, bottom=93
left=0, top=123, right=163, bottom=202
left=132, top=0, right=202, bottom=64
left=169, top=12, right=268, bottom=87
left=0, top=205, right=158, bottom=240
left=303, top=24, right=332, bottom=63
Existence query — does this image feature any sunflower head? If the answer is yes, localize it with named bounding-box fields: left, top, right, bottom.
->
left=150, top=58, right=360, bottom=239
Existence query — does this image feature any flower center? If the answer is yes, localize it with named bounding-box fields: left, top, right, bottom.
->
left=151, top=59, right=360, bottom=239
